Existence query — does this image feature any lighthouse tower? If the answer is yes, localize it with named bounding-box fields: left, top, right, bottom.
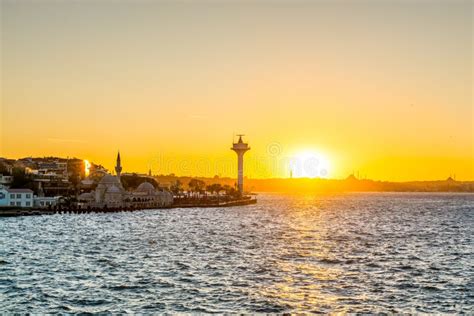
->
left=231, top=135, right=250, bottom=194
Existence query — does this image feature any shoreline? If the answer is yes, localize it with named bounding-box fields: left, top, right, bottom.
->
left=0, top=197, right=257, bottom=218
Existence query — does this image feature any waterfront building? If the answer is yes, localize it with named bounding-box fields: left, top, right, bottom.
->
left=32, top=182, right=61, bottom=208
left=131, top=182, right=173, bottom=207
left=0, top=188, right=34, bottom=207
left=78, top=152, right=173, bottom=208
left=94, top=174, right=125, bottom=207
left=0, top=188, right=8, bottom=207
left=77, top=191, right=95, bottom=206
left=34, top=196, right=60, bottom=208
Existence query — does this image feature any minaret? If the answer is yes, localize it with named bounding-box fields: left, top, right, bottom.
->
left=38, top=181, right=45, bottom=197
left=115, top=151, right=122, bottom=178
left=231, top=135, right=250, bottom=194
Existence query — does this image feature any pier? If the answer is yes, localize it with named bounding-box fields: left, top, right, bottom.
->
left=0, top=196, right=257, bottom=217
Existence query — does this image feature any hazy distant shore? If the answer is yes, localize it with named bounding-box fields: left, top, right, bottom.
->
left=152, top=175, right=474, bottom=193
left=2, top=157, right=472, bottom=193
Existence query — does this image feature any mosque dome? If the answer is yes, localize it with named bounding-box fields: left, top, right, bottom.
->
left=78, top=192, right=94, bottom=201
left=99, top=174, right=121, bottom=186
left=136, top=181, right=156, bottom=193
left=106, top=184, right=122, bottom=194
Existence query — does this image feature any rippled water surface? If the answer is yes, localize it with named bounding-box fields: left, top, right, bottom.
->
left=1, top=193, right=473, bottom=313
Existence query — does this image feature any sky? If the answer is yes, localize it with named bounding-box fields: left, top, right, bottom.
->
left=1, top=0, right=472, bottom=181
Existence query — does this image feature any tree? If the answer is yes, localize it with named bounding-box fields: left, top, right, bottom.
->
left=214, top=183, right=223, bottom=194
left=0, top=163, right=11, bottom=175
left=121, top=174, right=159, bottom=190
left=207, top=183, right=223, bottom=195
left=222, top=184, right=239, bottom=197
left=222, top=184, right=232, bottom=194
left=67, top=159, right=85, bottom=180
left=11, top=167, right=33, bottom=189
left=170, top=180, right=183, bottom=196
left=188, top=179, right=205, bottom=196
left=206, top=184, right=215, bottom=194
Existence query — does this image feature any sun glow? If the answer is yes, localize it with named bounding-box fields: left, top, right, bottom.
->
left=84, top=159, right=91, bottom=177
left=289, top=150, right=331, bottom=178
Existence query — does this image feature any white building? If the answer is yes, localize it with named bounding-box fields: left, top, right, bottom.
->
left=0, top=189, right=7, bottom=207
left=0, top=174, right=13, bottom=188
left=131, top=181, right=174, bottom=208
left=34, top=196, right=60, bottom=208
left=0, top=188, right=34, bottom=208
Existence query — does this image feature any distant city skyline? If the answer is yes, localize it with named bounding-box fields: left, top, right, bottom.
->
left=1, top=0, right=472, bottom=181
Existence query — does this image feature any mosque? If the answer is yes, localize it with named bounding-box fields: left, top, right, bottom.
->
left=78, top=152, right=173, bottom=208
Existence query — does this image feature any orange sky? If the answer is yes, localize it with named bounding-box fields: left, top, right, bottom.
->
left=1, top=1, right=472, bottom=181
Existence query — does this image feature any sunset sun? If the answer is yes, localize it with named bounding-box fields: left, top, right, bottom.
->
left=290, top=150, right=331, bottom=179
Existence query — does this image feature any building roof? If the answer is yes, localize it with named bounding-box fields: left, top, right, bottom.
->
left=7, top=188, right=33, bottom=193
left=106, top=184, right=122, bottom=194
left=78, top=192, right=94, bottom=201
left=136, top=181, right=155, bottom=193
left=98, top=174, right=122, bottom=186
